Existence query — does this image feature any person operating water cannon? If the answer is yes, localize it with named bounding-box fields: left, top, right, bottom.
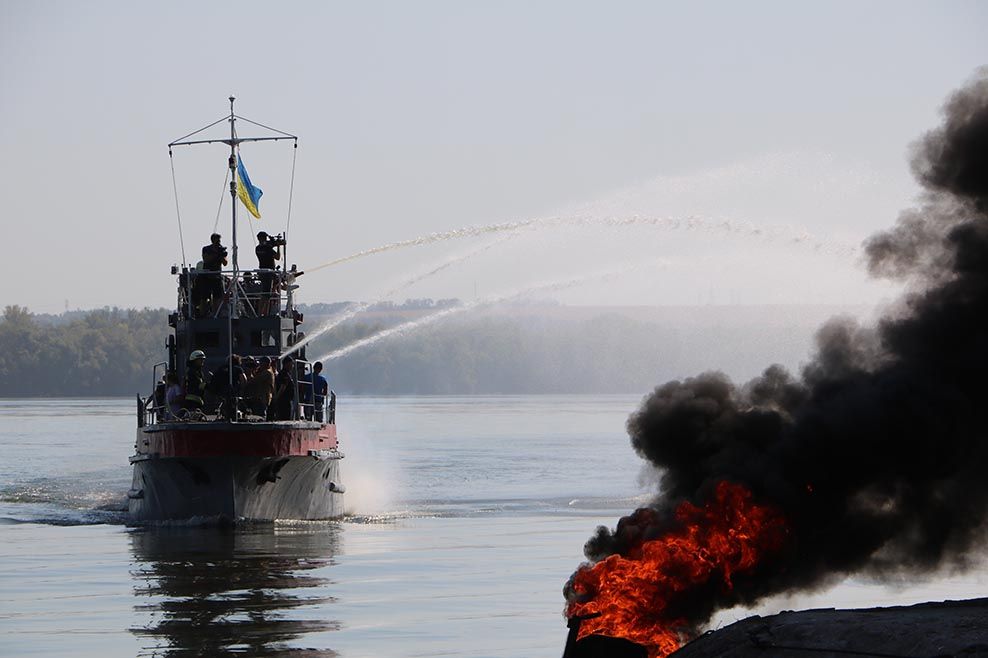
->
left=255, top=231, right=285, bottom=315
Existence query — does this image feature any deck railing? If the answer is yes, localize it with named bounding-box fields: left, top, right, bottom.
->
left=143, top=355, right=332, bottom=426
left=177, top=267, right=302, bottom=320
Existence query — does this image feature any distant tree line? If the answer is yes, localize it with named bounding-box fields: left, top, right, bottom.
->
left=0, top=303, right=822, bottom=397
left=306, top=314, right=677, bottom=394
left=0, top=305, right=169, bottom=397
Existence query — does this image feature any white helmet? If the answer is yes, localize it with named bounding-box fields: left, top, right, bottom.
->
left=190, top=350, right=206, bottom=361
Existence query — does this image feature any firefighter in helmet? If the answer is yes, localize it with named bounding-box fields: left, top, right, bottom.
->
left=182, top=350, right=209, bottom=413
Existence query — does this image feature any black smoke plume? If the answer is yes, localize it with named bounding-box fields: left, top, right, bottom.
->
left=569, top=69, right=988, bottom=631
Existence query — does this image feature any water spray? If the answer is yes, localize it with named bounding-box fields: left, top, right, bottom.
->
left=283, top=236, right=515, bottom=359
left=304, top=219, right=543, bottom=272
left=305, top=214, right=859, bottom=274
left=311, top=260, right=669, bottom=364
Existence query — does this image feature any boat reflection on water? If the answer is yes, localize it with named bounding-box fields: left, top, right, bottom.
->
left=129, top=524, right=341, bottom=656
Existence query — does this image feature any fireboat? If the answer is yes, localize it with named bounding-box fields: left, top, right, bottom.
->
left=130, top=99, right=344, bottom=522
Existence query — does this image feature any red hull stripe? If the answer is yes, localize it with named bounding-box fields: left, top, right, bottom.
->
left=139, top=425, right=338, bottom=458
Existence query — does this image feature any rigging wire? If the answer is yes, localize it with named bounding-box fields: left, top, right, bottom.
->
left=169, top=109, right=297, bottom=269
left=235, top=114, right=297, bottom=139
left=212, top=166, right=230, bottom=234
left=284, top=139, right=298, bottom=255
left=168, top=115, right=229, bottom=147
left=168, top=149, right=188, bottom=267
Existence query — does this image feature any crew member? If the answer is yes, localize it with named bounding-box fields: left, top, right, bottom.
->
left=272, top=355, right=296, bottom=420
left=152, top=374, right=167, bottom=416
left=183, top=350, right=209, bottom=413
left=255, top=231, right=280, bottom=315
left=201, top=233, right=228, bottom=315
left=210, top=354, right=247, bottom=418
left=244, top=356, right=275, bottom=417
left=309, top=361, right=329, bottom=422
left=164, top=370, right=183, bottom=420
left=190, top=261, right=209, bottom=317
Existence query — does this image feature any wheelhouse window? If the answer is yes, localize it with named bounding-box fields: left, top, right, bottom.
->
left=195, top=331, right=220, bottom=348
left=252, top=330, right=278, bottom=348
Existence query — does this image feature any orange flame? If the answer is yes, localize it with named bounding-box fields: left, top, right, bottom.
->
left=567, top=481, right=788, bottom=658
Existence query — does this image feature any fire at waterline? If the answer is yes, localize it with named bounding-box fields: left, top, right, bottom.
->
left=563, top=70, right=988, bottom=657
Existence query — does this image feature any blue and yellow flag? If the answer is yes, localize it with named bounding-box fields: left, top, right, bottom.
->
left=236, top=154, right=263, bottom=219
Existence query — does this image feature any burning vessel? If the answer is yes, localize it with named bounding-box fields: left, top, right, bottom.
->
left=129, top=99, right=344, bottom=523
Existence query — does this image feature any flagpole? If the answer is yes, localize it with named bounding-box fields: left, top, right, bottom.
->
left=167, top=99, right=297, bottom=418
left=227, top=96, right=238, bottom=408
left=229, top=96, right=239, bottom=279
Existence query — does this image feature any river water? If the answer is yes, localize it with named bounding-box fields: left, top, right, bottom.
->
left=1, top=397, right=985, bottom=657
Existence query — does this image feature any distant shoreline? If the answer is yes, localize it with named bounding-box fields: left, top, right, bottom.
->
left=2, top=301, right=881, bottom=398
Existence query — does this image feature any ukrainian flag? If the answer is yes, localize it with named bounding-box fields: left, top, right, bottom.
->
left=236, top=154, right=263, bottom=219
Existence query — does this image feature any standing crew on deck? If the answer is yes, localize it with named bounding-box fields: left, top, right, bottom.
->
left=244, top=356, right=276, bottom=417
left=164, top=370, right=183, bottom=420
left=255, top=232, right=280, bottom=315
left=201, top=233, right=228, bottom=315
left=309, top=362, right=329, bottom=422
left=210, top=354, right=247, bottom=419
left=272, top=356, right=296, bottom=420
left=182, top=350, right=209, bottom=413
left=190, top=261, right=209, bottom=317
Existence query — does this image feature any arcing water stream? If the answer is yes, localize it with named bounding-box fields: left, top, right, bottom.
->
left=284, top=236, right=515, bottom=358
left=304, top=213, right=859, bottom=274
left=310, top=260, right=669, bottom=364
left=290, top=210, right=865, bottom=362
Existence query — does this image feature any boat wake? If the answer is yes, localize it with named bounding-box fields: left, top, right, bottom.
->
left=0, top=503, right=127, bottom=527
left=0, top=474, right=130, bottom=526
left=0, top=476, right=645, bottom=526
left=343, top=493, right=650, bottom=524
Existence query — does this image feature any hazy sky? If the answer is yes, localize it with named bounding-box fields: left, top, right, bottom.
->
left=2, top=1, right=986, bottom=313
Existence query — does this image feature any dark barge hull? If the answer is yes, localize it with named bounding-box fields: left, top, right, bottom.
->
left=128, top=421, right=343, bottom=523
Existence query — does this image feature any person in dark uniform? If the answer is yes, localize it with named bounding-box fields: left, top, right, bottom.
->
left=244, top=356, right=275, bottom=418
left=210, top=354, right=247, bottom=419
left=190, top=261, right=209, bottom=317
left=201, top=233, right=228, bottom=315
left=182, top=350, right=209, bottom=414
left=272, top=355, right=296, bottom=421
left=306, top=361, right=329, bottom=423
left=255, top=231, right=280, bottom=315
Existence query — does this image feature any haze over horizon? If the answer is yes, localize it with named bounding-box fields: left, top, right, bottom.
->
left=2, top=1, right=986, bottom=313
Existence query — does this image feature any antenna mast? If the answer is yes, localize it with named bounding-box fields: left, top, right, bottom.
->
left=226, top=97, right=239, bottom=397
left=168, top=99, right=299, bottom=409
left=228, top=96, right=240, bottom=315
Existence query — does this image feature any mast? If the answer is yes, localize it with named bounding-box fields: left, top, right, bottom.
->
left=228, top=96, right=240, bottom=280
left=168, top=99, right=299, bottom=418
left=227, top=97, right=238, bottom=401
left=226, top=96, right=240, bottom=404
